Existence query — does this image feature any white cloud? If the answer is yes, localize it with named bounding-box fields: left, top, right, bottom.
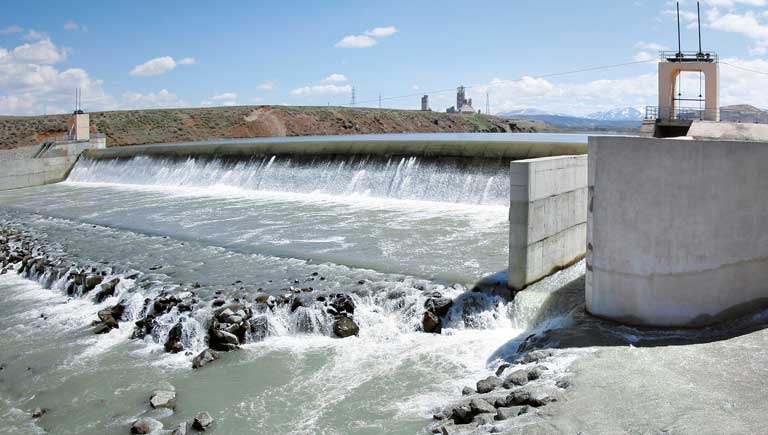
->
left=4, top=38, right=69, bottom=64
left=335, top=35, right=378, bottom=48
left=23, top=30, right=49, bottom=42
left=201, top=92, right=238, bottom=106
left=290, top=84, right=352, bottom=96
left=0, top=25, right=22, bottom=35
left=64, top=20, right=80, bottom=31
left=720, top=57, right=768, bottom=107
left=257, top=80, right=275, bottom=90
left=364, top=26, right=397, bottom=38
left=130, top=56, right=195, bottom=76
left=0, top=35, right=114, bottom=115
left=321, top=73, right=347, bottom=84
left=122, top=89, right=187, bottom=109
left=335, top=25, right=397, bottom=48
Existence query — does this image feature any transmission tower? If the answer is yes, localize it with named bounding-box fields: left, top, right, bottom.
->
left=378, top=93, right=381, bottom=109
left=485, top=92, right=490, bottom=115
left=351, top=87, right=356, bottom=106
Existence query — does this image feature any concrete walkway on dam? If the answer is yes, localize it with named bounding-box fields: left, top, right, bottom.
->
left=82, top=132, right=589, bottom=160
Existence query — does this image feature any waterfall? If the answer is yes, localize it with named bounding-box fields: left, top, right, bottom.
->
left=67, top=155, right=511, bottom=206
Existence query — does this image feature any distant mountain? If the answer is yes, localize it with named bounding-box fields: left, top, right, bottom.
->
left=497, top=108, right=643, bottom=132
left=586, top=107, right=644, bottom=121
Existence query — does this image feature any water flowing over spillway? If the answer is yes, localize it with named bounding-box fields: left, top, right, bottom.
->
left=68, top=155, right=511, bottom=206
left=0, top=149, right=584, bottom=435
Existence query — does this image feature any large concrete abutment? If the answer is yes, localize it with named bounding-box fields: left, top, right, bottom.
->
left=508, top=155, right=587, bottom=289
left=587, top=136, right=768, bottom=327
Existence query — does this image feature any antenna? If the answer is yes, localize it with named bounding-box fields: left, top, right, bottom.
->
left=697, top=1, right=703, bottom=55
left=676, top=2, right=683, bottom=57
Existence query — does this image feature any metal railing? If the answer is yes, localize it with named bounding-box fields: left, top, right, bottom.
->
left=659, top=51, right=718, bottom=63
left=645, top=106, right=768, bottom=124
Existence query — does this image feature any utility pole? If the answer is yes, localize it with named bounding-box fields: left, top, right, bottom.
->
left=485, top=92, right=490, bottom=115
left=350, top=87, right=356, bottom=106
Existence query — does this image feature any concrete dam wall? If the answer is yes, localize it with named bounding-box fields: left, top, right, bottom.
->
left=587, top=136, right=768, bottom=327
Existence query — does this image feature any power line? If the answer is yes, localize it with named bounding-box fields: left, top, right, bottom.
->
left=721, top=61, right=768, bottom=76
left=342, top=59, right=656, bottom=108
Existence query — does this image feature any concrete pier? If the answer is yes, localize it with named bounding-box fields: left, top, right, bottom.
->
left=508, top=155, right=587, bottom=289
left=587, top=136, right=768, bottom=327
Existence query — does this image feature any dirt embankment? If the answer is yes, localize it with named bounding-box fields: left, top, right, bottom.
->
left=0, top=105, right=547, bottom=150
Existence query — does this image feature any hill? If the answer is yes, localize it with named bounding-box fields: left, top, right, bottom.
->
left=0, top=105, right=546, bottom=150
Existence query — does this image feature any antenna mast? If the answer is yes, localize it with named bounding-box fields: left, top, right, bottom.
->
left=676, top=2, right=683, bottom=57
left=697, top=1, right=703, bottom=55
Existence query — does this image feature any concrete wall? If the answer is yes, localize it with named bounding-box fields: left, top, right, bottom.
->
left=508, top=155, right=587, bottom=289
left=688, top=120, right=768, bottom=142
left=587, top=136, right=768, bottom=327
left=0, top=155, right=78, bottom=191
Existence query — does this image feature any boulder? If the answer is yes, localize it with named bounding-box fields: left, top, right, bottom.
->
left=450, top=404, right=473, bottom=425
left=130, top=419, right=151, bottom=434
left=192, top=349, right=219, bottom=369
left=192, top=411, right=213, bottom=431
left=250, top=316, right=270, bottom=342
left=461, top=386, right=475, bottom=396
left=495, top=363, right=510, bottom=377
left=476, top=376, right=502, bottom=394
left=149, top=390, right=176, bottom=410
left=209, top=328, right=239, bottom=351
left=84, top=275, right=103, bottom=292
left=94, top=278, right=120, bottom=302
left=469, top=399, right=495, bottom=414
left=502, top=370, right=529, bottom=388
left=164, top=322, right=184, bottom=353
left=171, top=423, right=187, bottom=435
left=328, top=293, right=355, bottom=315
left=332, top=316, right=359, bottom=338
left=424, top=296, right=453, bottom=317
left=31, top=407, right=47, bottom=418
left=422, top=311, right=442, bottom=334
left=473, top=413, right=495, bottom=426
left=527, top=366, right=547, bottom=381
left=494, top=406, right=524, bottom=421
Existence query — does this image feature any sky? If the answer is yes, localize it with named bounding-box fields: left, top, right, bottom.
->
left=2, top=0, right=768, bottom=117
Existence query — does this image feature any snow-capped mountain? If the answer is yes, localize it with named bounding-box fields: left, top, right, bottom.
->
left=497, top=108, right=569, bottom=117
left=586, top=107, right=644, bottom=121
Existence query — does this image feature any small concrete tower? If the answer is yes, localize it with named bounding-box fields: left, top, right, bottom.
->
left=68, top=88, right=90, bottom=141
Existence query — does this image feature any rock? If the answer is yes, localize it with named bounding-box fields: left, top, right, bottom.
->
left=476, top=376, right=502, bottom=394
left=149, top=390, right=176, bottom=410
left=94, top=278, right=120, bottom=302
left=328, top=293, right=355, bottom=315
left=171, top=423, right=187, bottom=435
left=473, top=413, right=495, bottom=426
left=556, top=378, right=572, bottom=389
left=505, top=390, right=531, bottom=407
left=461, top=386, right=475, bottom=396
left=84, top=275, right=103, bottom=292
left=130, top=419, right=151, bottom=434
left=332, top=316, right=359, bottom=338
left=192, top=349, right=219, bottom=369
left=495, top=363, right=510, bottom=377
left=192, top=411, right=214, bottom=431
left=515, top=349, right=554, bottom=364
left=502, top=370, right=529, bottom=388
left=164, top=322, right=184, bottom=353
left=422, top=311, right=442, bottom=334
left=450, top=404, right=473, bottom=424
left=209, top=328, right=239, bottom=351
left=469, top=399, right=495, bottom=414
left=527, top=366, right=546, bottom=381
left=424, top=296, right=453, bottom=317
left=495, top=406, right=524, bottom=421
left=527, top=387, right=560, bottom=407
left=31, top=407, right=47, bottom=418
left=216, top=308, right=234, bottom=321
left=250, top=316, right=270, bottom=342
